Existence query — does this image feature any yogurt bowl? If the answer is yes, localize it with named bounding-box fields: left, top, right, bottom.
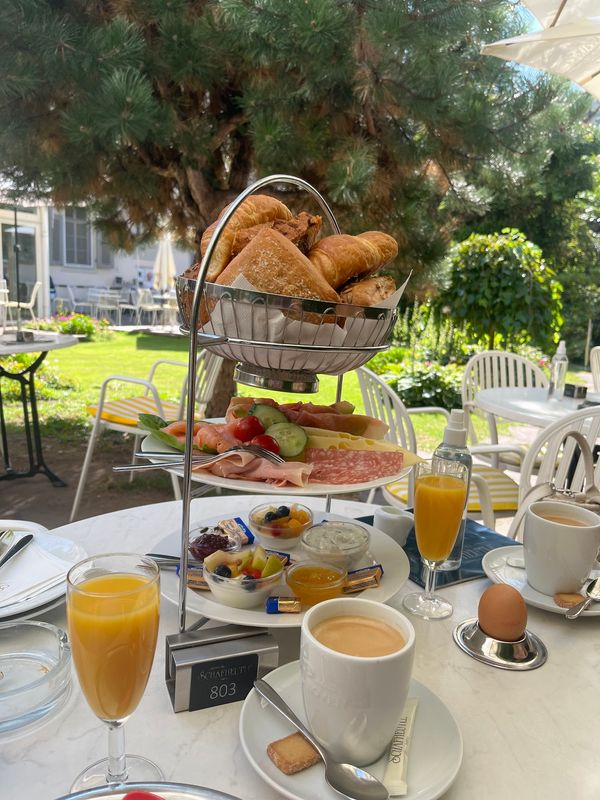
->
left=301, top=521, right=370, bottom=569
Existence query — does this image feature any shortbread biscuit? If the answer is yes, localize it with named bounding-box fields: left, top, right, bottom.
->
left=553, top=592, right=584, bottom=609
left=267, top=732, right=321, bottom=775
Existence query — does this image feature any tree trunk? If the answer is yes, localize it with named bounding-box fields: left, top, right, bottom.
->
left=206, top=359, right=237, bottom=418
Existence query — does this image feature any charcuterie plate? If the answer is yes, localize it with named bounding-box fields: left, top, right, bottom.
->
left=153, top=511, right=410, bottom=628
left=141, top=433, right=412, bottom=496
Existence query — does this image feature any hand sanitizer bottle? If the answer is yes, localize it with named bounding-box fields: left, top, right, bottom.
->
left=547, top=340, right=568, bottom=399
left=432, top=409, right=472, bottom=571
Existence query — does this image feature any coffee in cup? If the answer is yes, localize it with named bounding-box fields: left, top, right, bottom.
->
left=300, top=597, right=415, bottom=766
left=523, top=500, right=600, bottom=596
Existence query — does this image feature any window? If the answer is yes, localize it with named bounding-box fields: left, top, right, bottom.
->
left=49, top=207, right=114, bottom=269
left=65, top=207, right=91, bottom=266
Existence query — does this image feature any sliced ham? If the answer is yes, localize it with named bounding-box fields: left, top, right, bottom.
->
left=306, top=448, right=404, bottom=484
left=192, top=451, right=312, bottom=487
left=282, top=408, right=388, bottom=440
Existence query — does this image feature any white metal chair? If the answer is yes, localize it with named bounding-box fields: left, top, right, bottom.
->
left=461, top=350, right=548, bottom=469
left=136, top=288, right=163, bottom=325
left=66, top=286, right=94, bottom=315
left=95, top=289, right=121, bottom=323
left=357, top=367, right=520, bottom=528
left=0, top=279, right=8, bottom=330
left=117, top=288, right=138, bottom=325
left=589, top=346, right=600, bottom=392
left=6, top=281, right=41, bottom=323
left=70, top=351, right=223, bottom=521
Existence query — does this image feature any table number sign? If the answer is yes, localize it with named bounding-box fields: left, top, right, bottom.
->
left=165, top=624, right=278, bottom=712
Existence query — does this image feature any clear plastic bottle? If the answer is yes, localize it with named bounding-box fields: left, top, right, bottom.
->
left=547, top=340, right=569, bottom=399
left=432, top=409, right=472, bottom=571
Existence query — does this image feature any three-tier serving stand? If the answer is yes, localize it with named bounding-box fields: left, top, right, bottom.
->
left=167, top=174, right=398, bottom=662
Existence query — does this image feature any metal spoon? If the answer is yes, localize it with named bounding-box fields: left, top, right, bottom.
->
left=0, top=533, right=34, bottom=570
left=565, top=577, right=600, bottom=619
left=253, top=679, right=389, bottom=800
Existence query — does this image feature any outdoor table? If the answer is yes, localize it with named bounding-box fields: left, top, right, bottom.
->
left=475, top=386, right=583, bottom=427
left=0, top=331, right=77, bottom=486
left=3, top=494, right=599, bottom=800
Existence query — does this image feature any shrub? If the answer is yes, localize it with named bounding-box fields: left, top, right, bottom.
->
left=0, top=353, right=76, bottom=401
left=368, top=352, right=463, bottom=411
left=26, top=313, right=112, bottom=339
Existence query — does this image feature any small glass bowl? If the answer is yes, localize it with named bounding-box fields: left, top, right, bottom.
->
left=285, top=561, right=347, bottom=607
left=188, top=525, right=242, bottom=562
left=204, top=560, right=284, bottom=609
left=301, top=521, right=370, bottom=569
left=0, top=620, right=71, bottom=734
left=248, top=502, right=313, bottom=550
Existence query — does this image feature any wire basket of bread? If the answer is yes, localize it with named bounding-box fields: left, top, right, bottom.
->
left=176, top=177, right=406, bottom=377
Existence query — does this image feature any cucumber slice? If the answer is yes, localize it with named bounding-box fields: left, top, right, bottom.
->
left=266, top=422, right=308, bottom=459
left=249, top=403, right=288, bottom=429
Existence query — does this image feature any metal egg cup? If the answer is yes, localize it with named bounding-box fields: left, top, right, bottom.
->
left=453, top=618, right=547, bottom=671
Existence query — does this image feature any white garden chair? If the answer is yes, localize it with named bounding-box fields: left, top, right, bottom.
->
left=6, top=281, right=41, bottom=323
left=589, top=346, right=600, bottom=393
left=461, top=350, right=548, bottom=469
left=70, top=351, right=223, bottom=521
left=357, top=366, right=521, bottom=528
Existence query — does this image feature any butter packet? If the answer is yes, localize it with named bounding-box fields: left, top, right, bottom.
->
left=343, top=563, right=384, bottom=593
left=383, top=698, right=418, bottom=796
left=216, top=516, right=255, bottom=545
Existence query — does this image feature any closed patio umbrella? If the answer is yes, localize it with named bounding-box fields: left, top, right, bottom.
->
left=524, top=1, right=599, bottom=28
left=482, top=17, right=600, bottom=101
left=152, top=236, right=176, bottom=294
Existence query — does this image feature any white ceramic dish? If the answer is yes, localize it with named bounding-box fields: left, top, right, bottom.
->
left=239, top=660, right=463, bottom=800
left=0, top=532, right=87, bottom=621
left=53, top=782, right=242, bottom=800
left=482, top=545, right=600, bottom=617
left=154, top=512, right=410, bottom=628
left=141, top=433, right=411, bottom=496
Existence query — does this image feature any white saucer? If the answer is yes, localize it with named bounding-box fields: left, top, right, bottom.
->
left=155, top=512, right=410, bottom=628
left=482, top=546, right=600, bottom=617
left=0, top=532, right=86, bottom=621
left=239, top=661, right=463, bottom=800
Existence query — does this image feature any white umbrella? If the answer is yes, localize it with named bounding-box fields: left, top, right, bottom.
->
left=152, top=236, right=177, bottom=293
left=524, top=1, right=599, bottom=28
left=482, top=17, right=600, bottom=101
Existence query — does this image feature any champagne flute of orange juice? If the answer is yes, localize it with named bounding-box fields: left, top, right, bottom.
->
left=66, top=553, right=161, bottom=791
left=402, top=460, right=468, bottom=620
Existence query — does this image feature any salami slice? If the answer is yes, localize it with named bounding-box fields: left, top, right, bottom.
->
left=306, top=448, right=404, bottom=484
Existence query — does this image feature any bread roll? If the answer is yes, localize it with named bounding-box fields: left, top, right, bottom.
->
left=215, top=227, right=340, bottom=302
left=308, top=231, right=398, bottom=289
left=230, top=212, right=322, bottom=258
left=201, top=194, right=293, bottom=282
left=339, top=275, right=396, bottom=306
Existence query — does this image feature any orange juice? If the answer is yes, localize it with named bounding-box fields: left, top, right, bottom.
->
left=414, top=474, right=467, bottom=561
left=67, top=573, right=159, bottom=722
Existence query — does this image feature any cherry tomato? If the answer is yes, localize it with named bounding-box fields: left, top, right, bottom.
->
left=249, top=434, right=281, bottom=454
left=233, top=415, right=265, bottom=441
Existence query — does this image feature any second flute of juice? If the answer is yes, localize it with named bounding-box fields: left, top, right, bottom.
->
left=414, top=474, right=467, bottom=562
left=68, top=573, right=160, bottom=721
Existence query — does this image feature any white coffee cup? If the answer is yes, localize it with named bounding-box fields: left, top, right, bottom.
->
left=523, top=500, right=600, bottom=595
left=373, top=506, right=414, bottom=547
left=300, top=597, right=415, bottom=766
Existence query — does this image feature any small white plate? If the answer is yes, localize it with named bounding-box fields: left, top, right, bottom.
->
left=482, top=545, right=600, bottom=617
left=0, top=532, right=87, bottom=621
left=154, top=512, right=410, bottom=628
left=141, top=433, right=411, bottom=497
left=239, top=660, right=463, bottom=800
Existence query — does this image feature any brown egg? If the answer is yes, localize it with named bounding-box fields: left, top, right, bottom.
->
left=478, top=584, right=528, bottom=642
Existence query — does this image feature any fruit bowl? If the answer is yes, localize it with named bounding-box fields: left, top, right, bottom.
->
left=248, top=502, right=313, bottom=550
left=203, top=547, right=284, bottom=609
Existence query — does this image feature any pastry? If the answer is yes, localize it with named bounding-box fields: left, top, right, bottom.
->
left=339, top=275, right=396, bottom=306
left=267, top=732, right=321, bottom=775
left=229, top=212, right=322, bottom=258
left=308, top=231, right=398, bottom=289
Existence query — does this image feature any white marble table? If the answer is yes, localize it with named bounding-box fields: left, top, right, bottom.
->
left=475, top=387, right=584, bottom=427
left=3, top=495, right=600, bottom=800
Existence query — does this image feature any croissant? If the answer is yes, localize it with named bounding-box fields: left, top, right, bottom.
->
left=201, top=194, right=293, bottom=282
left=308, top=231, right=398, bottom=289
left=230, top=212, right=322, bottom=259
left=215, top=227, right=340, bottom=303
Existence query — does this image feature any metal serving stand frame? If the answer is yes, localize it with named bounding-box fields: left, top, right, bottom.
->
left=165, top=176, right=397, bottom=696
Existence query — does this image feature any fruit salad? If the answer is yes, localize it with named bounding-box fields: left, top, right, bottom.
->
left=248, top=502, right=313, bottom=549
left=203, top=546, right=284, bottom=609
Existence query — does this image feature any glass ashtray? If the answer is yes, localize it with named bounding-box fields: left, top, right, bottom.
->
left=0, top=620, right=71, bottom=734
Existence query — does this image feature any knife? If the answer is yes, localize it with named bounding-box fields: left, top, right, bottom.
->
left=0, top=533, right=34, bottom=570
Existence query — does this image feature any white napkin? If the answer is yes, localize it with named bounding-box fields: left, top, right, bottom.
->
left=0, top=538, right=73, bottom=609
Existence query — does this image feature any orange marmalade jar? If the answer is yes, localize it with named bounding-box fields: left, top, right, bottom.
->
left=285, top=562, right=347, bottom=606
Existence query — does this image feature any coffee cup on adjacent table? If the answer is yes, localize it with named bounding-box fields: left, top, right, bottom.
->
left=373, top=505, right=414, bottom=547
left=523, top=500, right=600, bottom=596
left=300, top=596, right=415, bottom=766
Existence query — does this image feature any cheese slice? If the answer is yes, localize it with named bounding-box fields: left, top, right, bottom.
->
left=304, top=427, right=421, bottom=465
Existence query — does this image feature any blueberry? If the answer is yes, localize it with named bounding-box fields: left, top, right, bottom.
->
left=277, top=505, right=290, bottom=518
left=213, top=564, right=232, bottom=580
left=241, top=575, right=258, bottom=591
left=264, top=511, right=278, bottom=523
